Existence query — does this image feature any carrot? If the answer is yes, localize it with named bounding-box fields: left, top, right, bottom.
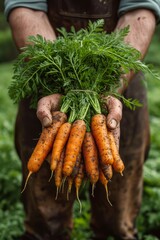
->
left=83, top=132, right=99, bottom=197
left=71, top=151, right=82, bottom=178
left=101, top=163, right=113, bottom=181
left=108, top=130, right=125, bottom=175
left=50, top=122, right=71, bottom=179
left=113, top=158, right=125, bottom=176
left=21, top=111, right=67, bottom=192
left=63, top=120, right=86, bottom=177
left=99, top=169, right=112, bottom=206
left=67, top=152, right=82, bottom=200
left=54, top=150, right=65, bottom=200
left=67, top=176, right=74, bottom=201
left=91, top=114, right=114, bottom=166
left=75, top=160, right=84, bottom=213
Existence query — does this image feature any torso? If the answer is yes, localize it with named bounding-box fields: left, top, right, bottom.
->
left=47, top=0, right=120, bottom=34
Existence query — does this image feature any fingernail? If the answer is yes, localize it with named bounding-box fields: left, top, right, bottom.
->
left=109, top=119, right=117, bottom=129
left=43, top=117, right=51, bottom=127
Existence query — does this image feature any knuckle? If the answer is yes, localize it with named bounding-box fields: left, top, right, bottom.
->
left=36, top=109, right=46, bottom=120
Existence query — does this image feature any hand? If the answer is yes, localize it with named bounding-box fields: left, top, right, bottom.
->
left=104, top=96, right=122, bottom=149
left=37, top=94, right=122, bottom=150
left=36, top=93, right=62, bottom=127
left=36, top=93, right=62, bottom=164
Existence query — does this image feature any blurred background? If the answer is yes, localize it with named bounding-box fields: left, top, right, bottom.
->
left=0, top=1, right=160, bottom=239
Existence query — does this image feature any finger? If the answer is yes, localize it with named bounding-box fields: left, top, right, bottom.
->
left=36, top=94, right=61, bottom=127
left=104, top=96, right=122, bottom=130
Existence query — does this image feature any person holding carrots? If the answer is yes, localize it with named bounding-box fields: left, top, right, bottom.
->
left=4, top=1, right=160, bottom=240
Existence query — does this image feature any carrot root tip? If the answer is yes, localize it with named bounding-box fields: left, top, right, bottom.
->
left=48, top=170, right=53, bottom=182
left=55, top=187, right=59, bottom=200
left=91, top=183, right=95, bottom=197
left=82, top=179, right=87, bottom=189
left=61, top=177, right=67, bottom=193
left=21, top=171, right=32, bottom=193
left=105, top=184, right=112, bottom=207
left=120, top=172, right=123, bottom=176
left=76, top=187, right=82, bottom=214
left=67, top=190, right=70, bottom=201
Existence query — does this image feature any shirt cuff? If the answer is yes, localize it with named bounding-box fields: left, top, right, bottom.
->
left=118, top=0, right=160, bottom=24
left=4, top=0, right=48, bottom=19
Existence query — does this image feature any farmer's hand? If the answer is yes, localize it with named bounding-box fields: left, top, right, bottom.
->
left=36, top=93, right=62, bottom=127
left=36, top=94, right=62, bottom=164
left=37, top=94, right=122, bottom=150
left=104, top=96, right=122, bottom=150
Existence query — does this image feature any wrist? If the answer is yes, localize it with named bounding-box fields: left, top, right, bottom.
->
left=8, top=8, right=56, bottom=50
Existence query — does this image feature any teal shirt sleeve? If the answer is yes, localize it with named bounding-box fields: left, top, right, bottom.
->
left=4, top=0, right=47, bottom=19
left=119, top=0, right=160, bottom=24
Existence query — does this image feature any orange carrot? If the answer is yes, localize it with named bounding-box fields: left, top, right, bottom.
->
left=101, top=163, right=113, bottom=181
left=108, top=130, right=125, bottom=175
left=67, top=152, right=82, bottom=200
left=71, top=151, right=82, bottom=178
left=99, top=169, right=112, bottom=206
left=50, top=122, right=71, bottom=178
left=54, top=150, right=65, bottom=200
left=83, top=132, right=99, bottom=196
left=91, top=114, right=114, bottom=166
left=75, top=160, right=84, bottom=213
left=21, top=111, right=67, bottom=192
left=63, top=120, right=86, bottom=177
left=113, top=159, right=125, bottom=176
left=67, top=176, right=74, bottom=201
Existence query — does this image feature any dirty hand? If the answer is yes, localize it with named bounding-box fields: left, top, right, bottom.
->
left=36, top=93, right=62, bottom=127
left=36, top=93, right=62, bottom=164
left=104, top=95, right=122, bottom=150
left=36, top=94, right=122, bottom=150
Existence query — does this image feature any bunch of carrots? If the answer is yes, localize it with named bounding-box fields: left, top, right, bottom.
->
left=9, top=20, right=158, bottom=211
left=22, top=110, right=124, bottom=211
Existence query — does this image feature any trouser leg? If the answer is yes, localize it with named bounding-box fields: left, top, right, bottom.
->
left=15, top=100, right=76, bottom=240
left=90, top=72, right=150, bottom=240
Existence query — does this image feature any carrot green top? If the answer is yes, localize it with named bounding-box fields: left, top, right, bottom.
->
left=8, top=20, right=160, bottom=130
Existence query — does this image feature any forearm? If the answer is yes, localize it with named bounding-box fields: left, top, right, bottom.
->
left=116, top=9, right=156, bottom=59
left=8, top=8, right=56, bottom=50
left=115, top=9, right=156, bottom=92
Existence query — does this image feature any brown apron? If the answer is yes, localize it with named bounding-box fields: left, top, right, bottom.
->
left=47, top=0, right=119, bottom=34
left=15, top=1, right=150, bottom=239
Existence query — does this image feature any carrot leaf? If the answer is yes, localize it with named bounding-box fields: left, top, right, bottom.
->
left=8, top=19, right=160, bottom=118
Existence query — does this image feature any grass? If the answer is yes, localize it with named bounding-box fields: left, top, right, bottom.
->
left=136, top=28, right=160, bottom=239
left=0, top=28, right=160, bottom=239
